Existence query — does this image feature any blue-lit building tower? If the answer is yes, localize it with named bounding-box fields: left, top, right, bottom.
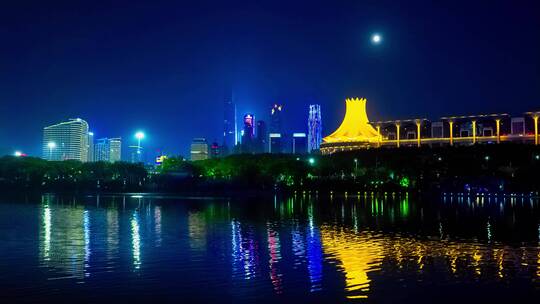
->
left=223, top=95, right=237, bottom=153
left=308, top=104, right=322, bottom=152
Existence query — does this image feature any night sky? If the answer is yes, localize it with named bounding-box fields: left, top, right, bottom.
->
left=1, top=0, right=539, bottom=157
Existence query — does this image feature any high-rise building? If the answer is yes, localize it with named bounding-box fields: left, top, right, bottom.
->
left=210, top=142, right=221, bottom=158
left=242, top=114, right=255, bottom=153
left=269, top=133, right=282, bottom=153
left=109, top=138, right=122, bottom=162
left=223, top=95, right=237, bottom=152
left=129, top=145, right=144, bottom=163
left=42, top=118, right=89, bottom=161
left=94, top=137, right=122, bottom=162
left=292, top=133, right=307, bottom=154
left=270, top=104, right=283, bottom=134
left=308, top=104, right=322, bottom=152
left=87, top=132, right=94, bottom=162
left=95, top=138, right=110, bottom=162
left=191, top=138, right=209, bottom=161
left=256, top=120, right=267, bottom=153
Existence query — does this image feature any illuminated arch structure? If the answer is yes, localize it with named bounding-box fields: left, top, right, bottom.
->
left=321, top=98, right=540, bottom=154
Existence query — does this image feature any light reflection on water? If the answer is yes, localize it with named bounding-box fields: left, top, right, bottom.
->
left=1, top=193, right=539, bottom=301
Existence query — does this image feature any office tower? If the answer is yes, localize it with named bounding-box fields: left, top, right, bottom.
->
left=223, top=95, right=237, bottom=152
left=241, top=114, right=255, bottom=152
left=270, top=104, right=283, bottom=133
left=87, top=132, right=94, bottom=162
left=95, top=137, right=122, bottom=162
left=256, top=120, right=267, bottom=153
left=42, top=118, right=89, bottom=161
left=129, top=145, right=144, bottom=163
left=191, top=138, right=209, bottom=161
left=292, top=133, right=307, bottom=154
left=95, top=138, right=110, bottom=162
left=308, top=104, right=322, bottom=152
left=210, top=142, right=221, bottom=158
left=109, top=138, right=122, bottom=162
left=269, top=133, right=282, bottom=153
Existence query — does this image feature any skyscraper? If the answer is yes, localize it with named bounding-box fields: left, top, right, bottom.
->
left=270, top=104, right=283, bottom=134
left=129, top=146, right=144, bottom=163
left=95, top=138, right=110, bottom=162
left=269, top=133, right=282, bottom=153
left=109, top=138, right=122, bottom=162
left=223, top=95, right=237, bottom=152
left=42, top=118, right=89, bottom=161
left=256, top=120, right=267, bottom=153
left=308, top=104, right=322, bottom=152
left=292, top=133, right=307, bottom=154
left=242, top=114, right=255, bottom=152
left=210, top=142, right=221, bottom=158
left=95, top=137, right=122, bottom=162
left=191, top=138, right=209, bottom=161
left=87, top=132, right=94, bottom=162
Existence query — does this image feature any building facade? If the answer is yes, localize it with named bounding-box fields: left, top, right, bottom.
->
left=269, top=133, right=282, bottom=154
left=191, top=138, right=209, bottom=161
left=308, top=104, right=322, bottom=152
left=241, top=114, right=255, bottom=153
left=109, top=138, right=122, bottom=162
left=223, top=95, right=237, bottom=152
left=95, top=137, right=122, bottom=162
left=87, top=132, right=94, bottom=162
left=42, top=118, right=89, bottom=161
left=256, top=120, right=267, bottom=153
left=292, top=132, right=307, bottom=154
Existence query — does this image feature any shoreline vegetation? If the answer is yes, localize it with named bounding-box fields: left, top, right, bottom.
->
left=0, top=144, right=539, bottom=195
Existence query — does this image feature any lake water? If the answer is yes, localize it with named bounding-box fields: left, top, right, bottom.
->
left=0, top=192, right=539, bottom=303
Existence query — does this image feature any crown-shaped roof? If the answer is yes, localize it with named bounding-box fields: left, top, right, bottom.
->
left=323, top=98, right=379, bottom=143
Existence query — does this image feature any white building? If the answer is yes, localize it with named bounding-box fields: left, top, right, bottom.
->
left=43, top=118, right=89, bottom=161
left=95, top=137, right=122, bottom=163
left=191, top=138, right=209, bottom=161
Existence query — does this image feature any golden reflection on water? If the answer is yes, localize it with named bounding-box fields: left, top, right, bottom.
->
left=320, top=228, right=383, bottom=299
left=320, top=223, right=540, bottom=300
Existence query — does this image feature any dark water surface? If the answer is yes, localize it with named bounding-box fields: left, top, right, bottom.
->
left=0, top=192, right=539, bottom=303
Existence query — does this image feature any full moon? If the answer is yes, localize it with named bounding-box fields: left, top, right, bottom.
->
left=371, top=34, right=382, bottom=44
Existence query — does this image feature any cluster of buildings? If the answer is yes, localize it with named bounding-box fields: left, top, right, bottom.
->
left=190, top=98, right=323, bottom=160
left=37, top=96, right=538, bottom=163
left=41, top=118, right=143, bottom=163
left=321, top=97, right=540, bottom=154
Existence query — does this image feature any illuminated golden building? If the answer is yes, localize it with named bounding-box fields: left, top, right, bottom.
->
left=321, top=98, right=380, bottom=153
left=321, top=98, right=540, bottom=154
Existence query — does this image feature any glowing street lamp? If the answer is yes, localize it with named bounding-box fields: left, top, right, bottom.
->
left=47, top=142, right=56, bottom=160
left=308, top=157, right=315, bottom=165
left=14, top=151, right=23, bottom=157
left=135, top=131, right=145, bottom=149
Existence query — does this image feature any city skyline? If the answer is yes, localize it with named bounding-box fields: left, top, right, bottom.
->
left=1, top=1, right=539, bottom=158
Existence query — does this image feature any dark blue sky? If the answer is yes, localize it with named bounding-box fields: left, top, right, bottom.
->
left=1, top=0, right=539, bottom=157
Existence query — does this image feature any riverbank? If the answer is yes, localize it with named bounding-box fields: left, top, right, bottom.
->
left=1, top=143, right=539, bottom=194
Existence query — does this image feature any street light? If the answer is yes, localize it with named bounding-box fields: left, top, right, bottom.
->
left=14, top=151, right=22, bottom=157
left=47, top=142, right=56, bottom=160
left=135, top=131, right=145, bottom=149
left=308, top=157, right=315, bottom=165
